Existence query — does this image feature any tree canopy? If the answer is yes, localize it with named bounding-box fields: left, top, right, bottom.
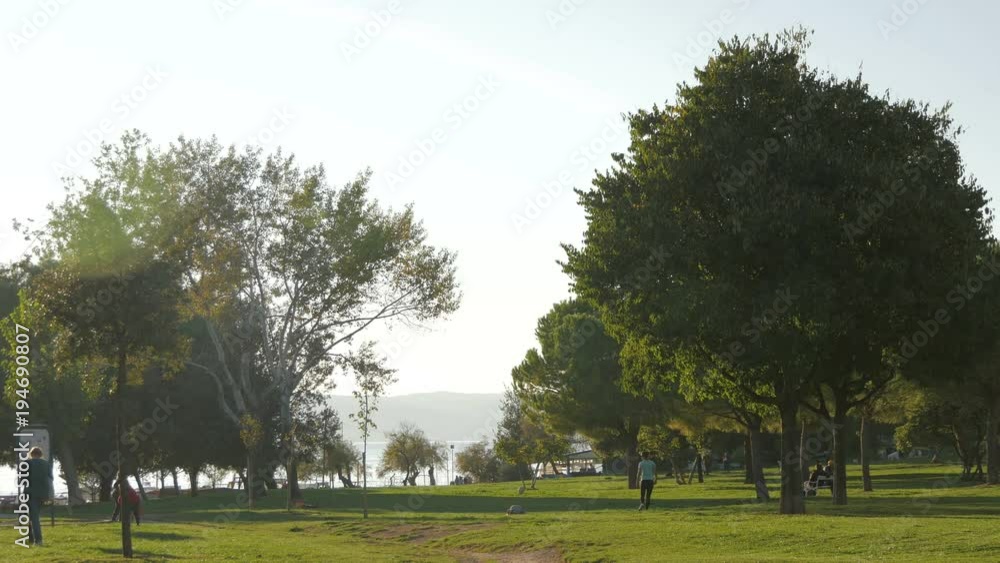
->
left=562, top=30, right=992, bottom=513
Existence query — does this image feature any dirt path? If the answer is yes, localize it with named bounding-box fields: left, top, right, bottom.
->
left=366, top=522, right=564, bottom=562
left=453, top=548, right=564, bottom=562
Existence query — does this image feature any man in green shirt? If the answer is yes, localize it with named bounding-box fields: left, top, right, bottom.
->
left=25, top=447, right=50, bottom=546
left=637, top=452, right=657, bottom=511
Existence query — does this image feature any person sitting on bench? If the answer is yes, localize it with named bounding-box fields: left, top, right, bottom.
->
left=808, top=463, right=824, bottom=485
left=803, top=463, right=832, bottom=496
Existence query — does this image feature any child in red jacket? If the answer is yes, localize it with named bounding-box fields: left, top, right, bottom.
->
left=110, top=480, right=142, bottom=525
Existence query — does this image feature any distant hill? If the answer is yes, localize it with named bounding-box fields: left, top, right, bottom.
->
left=327, top=392, right=503, bottom=443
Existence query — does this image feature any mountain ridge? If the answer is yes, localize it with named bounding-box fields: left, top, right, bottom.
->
left=327, top=391, right=503, bottom=443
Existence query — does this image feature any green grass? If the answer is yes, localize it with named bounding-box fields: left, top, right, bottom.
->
left=5, top=462, right=999, bottom=562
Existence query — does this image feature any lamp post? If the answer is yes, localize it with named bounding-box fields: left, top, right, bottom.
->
left=449, top=444, right=455, bottom=485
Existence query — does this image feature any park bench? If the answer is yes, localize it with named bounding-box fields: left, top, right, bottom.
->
left=802, top=475, right=833, bottom=496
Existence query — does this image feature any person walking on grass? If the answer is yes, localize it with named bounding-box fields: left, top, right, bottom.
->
left=111, top=479, right=142, bottom=525
left=25, top=447, right=50, bottom=547
left=637, top=452, right=657, bottom=511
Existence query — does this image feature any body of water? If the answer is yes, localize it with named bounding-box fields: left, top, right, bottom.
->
left=2, top=440, right=478, bottom=498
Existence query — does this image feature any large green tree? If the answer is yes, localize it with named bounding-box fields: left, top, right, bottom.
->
left=511, top=299, right=664, bottom=488
left=378, top=423, right=447, bottom=486
left=493, top=389, right=570, bottom=489
left=562, top=30, right=990, bottom=513
left=27, top=137, right=190, bottom=555
left=455, top=440, right=501, bottom=483
left=166, top=136, right=460, bottom=500
left=895, top=381, right=987, bottom=479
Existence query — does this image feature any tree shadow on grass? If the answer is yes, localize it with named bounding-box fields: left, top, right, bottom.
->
left=805, top=494, right=1000, bottom=518
left=340, top=492, right=745, bottom=515
left=96, top=547, right=182, bottom=559
left=133, top=531, right=201, bottom=541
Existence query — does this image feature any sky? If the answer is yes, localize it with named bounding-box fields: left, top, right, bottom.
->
left=1, top=0, right=998, bottom=397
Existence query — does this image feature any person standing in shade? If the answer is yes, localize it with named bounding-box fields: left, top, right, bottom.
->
left=111, top=480, right=142, bottom=525
left=26, top=447, right=50, bottom=547
left=637, top=452, right=657, bottom=511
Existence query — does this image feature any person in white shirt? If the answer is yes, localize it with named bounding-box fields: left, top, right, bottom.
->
left=637, top=452, right=657, bottom=510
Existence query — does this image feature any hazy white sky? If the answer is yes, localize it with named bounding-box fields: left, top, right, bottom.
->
left=2, top=0, right=998, bottom=396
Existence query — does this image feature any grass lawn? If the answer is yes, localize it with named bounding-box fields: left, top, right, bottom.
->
left=3, top=462, right=998, bottom=562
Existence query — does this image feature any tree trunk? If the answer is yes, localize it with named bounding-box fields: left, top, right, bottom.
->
left=743, top=433, right=754, bottom=485
left=286, top=458, right=303, bottom=499
left=428, top=466, right=436, bottom=486
left=530, top=462, right=540, bottom=489
left=99, top=473, right=113, bottom=502
left=626, top=443, right=640, bottom=489
left=361, top=447, right=368, bottom=519
left=696, top=455, right=704, bottom=483
left=58, top=443, right=86, bottom=506
left=116, top=349, right=133, bottom=558
left=831, top=407, right=848, bottom=505
left=798, top=421, right=807, bottom=482
left=280, top=388, right=303, bottom=501
left=188, top=466, right=200, bottom=497
left=262, top=468, right=276, bottom=493
left=953, top=430, right=972, bottom=480
left=748, top=421, right=768, bottom=501
left=133, top=470, right=148, bottom=502
left=543, top=458, right=562, bottom=475
left=672, top=458, right=685, bottom=484
left=779, top=400, right=805, bottom=515
left=988, top=395, right=999, bottom=485
left=247, top=450, right=256, bottom=509
left=860, top=415, right=874, bottom=492
left=337, top=470, right=355, bottom=488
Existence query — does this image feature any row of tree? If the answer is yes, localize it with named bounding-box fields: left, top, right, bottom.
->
left=501, top=29, right=999, bottom=515
left=1, top=132, right=460, bottom=556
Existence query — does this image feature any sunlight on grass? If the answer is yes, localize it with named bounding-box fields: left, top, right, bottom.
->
left=5, top=463, right=998, bottom=562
